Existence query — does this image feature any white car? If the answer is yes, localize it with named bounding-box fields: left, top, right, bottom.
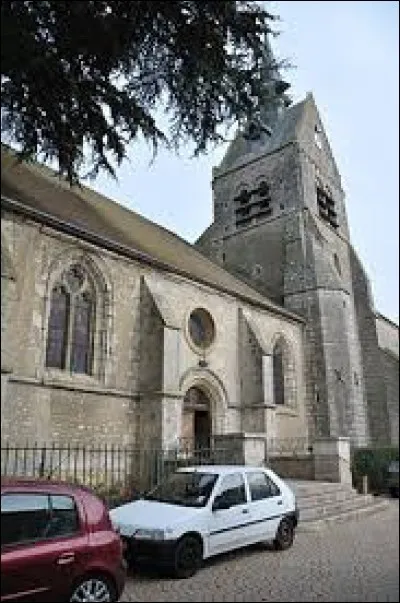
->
left=110, top=465, right=298, bottom=578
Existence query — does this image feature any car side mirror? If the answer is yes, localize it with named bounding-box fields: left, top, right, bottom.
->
left=212, top=496, right=231, bottom=511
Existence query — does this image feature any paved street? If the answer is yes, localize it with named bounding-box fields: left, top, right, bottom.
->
left=121, top=500, right=399, bottom=602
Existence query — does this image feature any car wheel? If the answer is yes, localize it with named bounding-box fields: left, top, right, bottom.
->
left=69, top=574, right=116, bottom=602
left=122, top=540, right=135, bottom=569
left=173, top=535, right=202, bottom=579
left=273, top=518, right=294, bottom=551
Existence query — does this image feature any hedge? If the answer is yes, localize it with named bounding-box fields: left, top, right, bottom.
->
left=351, top=445, right=399, bottom=494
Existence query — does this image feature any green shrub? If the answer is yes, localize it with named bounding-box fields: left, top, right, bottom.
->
left=351, top=446, right=399, bottom=494
left=91, top=481, right=140, bottom=509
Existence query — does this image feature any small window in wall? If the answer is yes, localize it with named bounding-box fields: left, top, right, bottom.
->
left=334, top=369, right=343, bottom=382
left=315, top=125, right=323, bottom=149
left=333, top=253, right=342, bottom=276
left=252, top=264, right=263, bottom=278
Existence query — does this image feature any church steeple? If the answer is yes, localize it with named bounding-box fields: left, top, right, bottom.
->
left=244, top=34, right=291, bottom=141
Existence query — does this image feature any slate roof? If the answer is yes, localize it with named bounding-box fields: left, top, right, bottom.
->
left=1, top=146, right=303, bottom=322
left=217, top=98, right=307, bottom=173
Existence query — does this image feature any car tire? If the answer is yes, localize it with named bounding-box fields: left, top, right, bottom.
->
left=69, top=574, right=117, bottom=602
left=273, top=518, right=294, bottom=551
left=172, top=535, right=202, bottom=579
left=123, top=541, right=135, bottom=569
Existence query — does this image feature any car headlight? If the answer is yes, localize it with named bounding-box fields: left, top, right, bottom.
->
left=134, top=528, right=165, bottom=540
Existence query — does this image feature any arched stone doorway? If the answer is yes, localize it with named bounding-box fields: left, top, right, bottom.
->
left=182, top=386, right=212, bottom=450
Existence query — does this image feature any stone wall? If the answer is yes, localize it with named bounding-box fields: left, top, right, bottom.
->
left=350, top=248, right=390, bottom=443
left=1, top=378, right=137, bottom=445
left=1, top=209, right=307, bottom=448
left=268, top=455, right=314, bottom=480
left=379, top=348, right=399, bottom=445
left=376, top=314, right=399, bottom=357
left=238, top=311, right=264, bottom=432
left=197, top=144, right=300, bottom=304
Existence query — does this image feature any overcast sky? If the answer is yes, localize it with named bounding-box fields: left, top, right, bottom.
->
left=91, top=1, right=399, bottom=324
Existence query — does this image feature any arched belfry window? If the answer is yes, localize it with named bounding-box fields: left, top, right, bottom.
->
left=46, top=264, right=95, bottom=374
left=272, top=336, right=296, bottom=407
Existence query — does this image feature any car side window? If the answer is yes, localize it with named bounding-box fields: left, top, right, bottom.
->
left=45, top=495, right=80, bottom=538
left=1, top=493, right=80, bottom=546
left=247, top=472, right=281, bottom=501
left=1, top=494, right=49, bottom=546
left=215, top=473, right=247, bottom=507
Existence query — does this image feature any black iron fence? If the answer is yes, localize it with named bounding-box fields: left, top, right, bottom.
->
left=1, top=442, right=231, bottom=507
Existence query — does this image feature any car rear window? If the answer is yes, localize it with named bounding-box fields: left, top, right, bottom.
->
left=1, top=492, right=80, bottom=546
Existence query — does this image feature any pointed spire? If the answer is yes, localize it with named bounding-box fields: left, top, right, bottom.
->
left=258, top=33, right=291, bottom=124
left=244, top=33, right=291, bottom=141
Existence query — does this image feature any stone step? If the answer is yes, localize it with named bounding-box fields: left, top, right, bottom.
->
left=286, top=480, right=390, bottom=528
left=287, top=480, right=355, bottom=498
left=297, top=488, right=361, bottom=510
left=299, top=493, right=377, bottom=521
left=297, top=498, right=390, bottom=531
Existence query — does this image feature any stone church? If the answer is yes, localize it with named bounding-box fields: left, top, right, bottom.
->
left=1, top=81, right=398, bottom=466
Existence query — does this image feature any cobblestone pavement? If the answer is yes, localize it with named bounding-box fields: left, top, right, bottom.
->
left=120, top=500, right=399, bottom=602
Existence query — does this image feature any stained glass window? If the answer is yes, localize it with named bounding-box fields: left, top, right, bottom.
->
left=273, top=341, right=285, bottom=405
left=45, top=286, right=69, bottom=369
left=45, top=264, right=95, bottom=375
left=188, top=308, right=215, bottom=349
left=71, top=291, right=93, bottom=374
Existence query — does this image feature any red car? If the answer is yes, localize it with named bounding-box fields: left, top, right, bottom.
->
left=1, top=478, right=126, bottom=602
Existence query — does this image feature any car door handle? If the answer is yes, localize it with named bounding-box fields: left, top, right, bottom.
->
left=277, top=500, right=283, bottom=505
left=57, top=553, right=75, bottom=565
left=242, top=508, right=249, bottom=514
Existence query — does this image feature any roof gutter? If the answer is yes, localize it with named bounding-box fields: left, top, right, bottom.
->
left=1, top=194, right=305, bottom=324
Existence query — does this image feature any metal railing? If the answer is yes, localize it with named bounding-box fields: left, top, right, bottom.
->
left=1, top=442, right=231, bottom=506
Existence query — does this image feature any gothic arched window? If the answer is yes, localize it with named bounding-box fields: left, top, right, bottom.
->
left=46, top=264, right=95, bottom=374
left=273, top=341, right=285, bottom=405
left=272, top=336, right=296, bottom=407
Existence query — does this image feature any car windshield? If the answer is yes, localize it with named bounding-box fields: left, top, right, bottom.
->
left=143, top=471, right=218, bottom=507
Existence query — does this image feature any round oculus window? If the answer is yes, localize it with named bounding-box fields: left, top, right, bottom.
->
left=188, top=308, right=215, bottom=349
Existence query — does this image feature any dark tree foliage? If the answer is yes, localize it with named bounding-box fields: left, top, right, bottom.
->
left=1, top=1, right=286, bottom=183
